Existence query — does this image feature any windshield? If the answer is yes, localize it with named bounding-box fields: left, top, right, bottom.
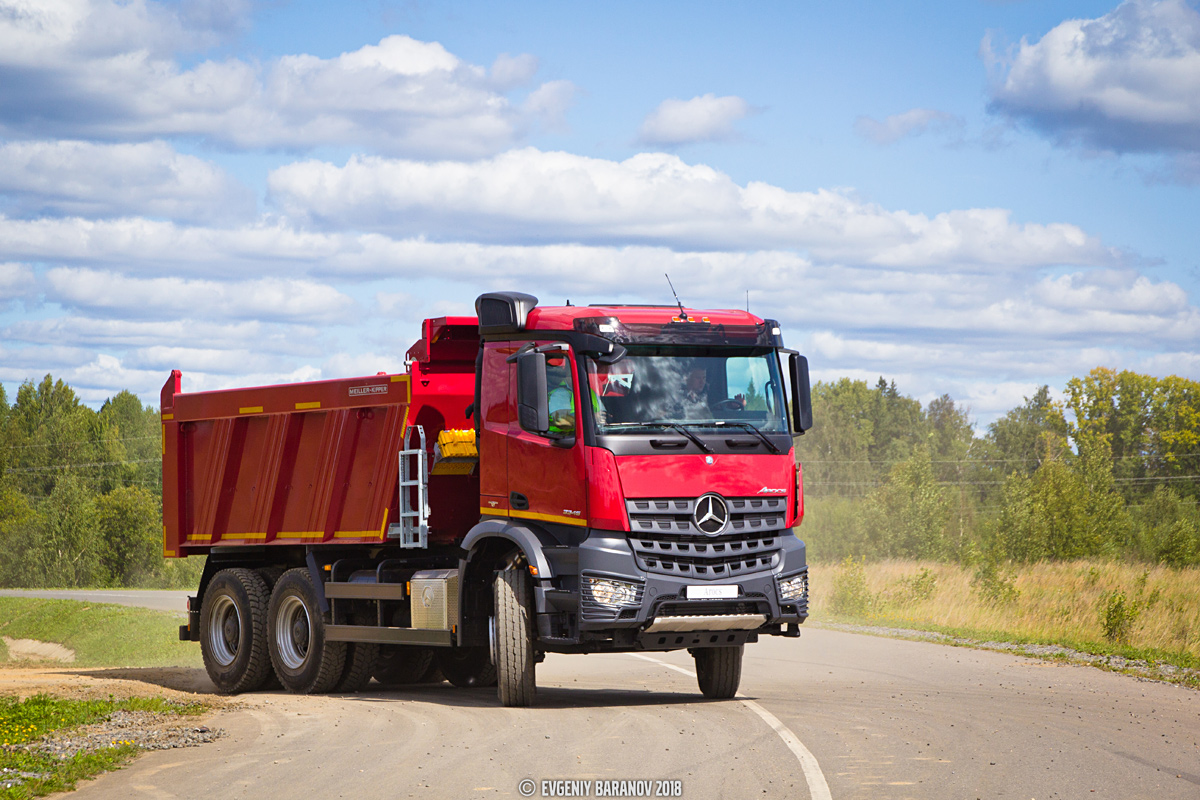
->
left=586, top=347, right=788, bottom=435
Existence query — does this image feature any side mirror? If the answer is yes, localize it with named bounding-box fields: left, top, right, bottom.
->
left=788, top=354, right=813, bottom=434
left=516, top=351, right=550, bottom=434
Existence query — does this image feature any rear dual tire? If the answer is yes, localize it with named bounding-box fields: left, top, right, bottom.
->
left=267, top=568, right=347, bottom=694
left=199, top=568, right=274, bottom=694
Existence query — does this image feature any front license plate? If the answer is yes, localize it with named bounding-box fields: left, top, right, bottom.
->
left=686, top=585, right=738, bottom=600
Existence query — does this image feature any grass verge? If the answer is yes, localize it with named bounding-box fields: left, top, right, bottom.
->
left=812, top=558, right=1200, bottom=687
left=0, top=599, right=201, bottom=669
left=0, top=694, right=207, bottom=799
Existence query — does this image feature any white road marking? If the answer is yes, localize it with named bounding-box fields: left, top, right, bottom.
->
left=630, top=653, right=833, bottom=800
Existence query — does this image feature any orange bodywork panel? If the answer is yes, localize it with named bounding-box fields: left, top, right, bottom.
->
left=160, top=370, right=411, bottom=556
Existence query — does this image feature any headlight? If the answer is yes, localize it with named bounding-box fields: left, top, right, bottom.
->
left=778, top=572, right=808, bottom=602
left=583, top=576, right=641, bottom=608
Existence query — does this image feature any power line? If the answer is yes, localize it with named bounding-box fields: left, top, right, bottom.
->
left=0, top=435, right=159, bottom=452
left=3, top=458, right=159, bottom=474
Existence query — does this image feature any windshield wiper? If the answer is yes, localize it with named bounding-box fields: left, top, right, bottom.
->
left=710, top=421, right=782, bottom=454
left=604, top=422, right=714, bottom=453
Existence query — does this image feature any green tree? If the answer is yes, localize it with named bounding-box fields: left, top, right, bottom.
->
left=986, top=386, right=1068, bottom=478
left=27, top=475, right=106, bottom=587
left=96, top=486, right=163, bottom=586
left=863, top=447, right=954, bottom=560
left=99, top=390, right=162, bottom=493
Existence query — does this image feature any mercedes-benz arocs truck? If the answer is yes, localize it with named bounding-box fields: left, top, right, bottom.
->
left=164, top=292, right=812, bottom=706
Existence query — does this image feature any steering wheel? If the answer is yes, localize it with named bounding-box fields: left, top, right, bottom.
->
left=713, top=398, right=745, bottom=412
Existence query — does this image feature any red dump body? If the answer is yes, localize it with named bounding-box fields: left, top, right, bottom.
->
left=160, top=317, right=480, bottom=557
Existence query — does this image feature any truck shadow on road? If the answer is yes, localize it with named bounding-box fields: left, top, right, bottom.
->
left=70, top=668, right=727, bottom=709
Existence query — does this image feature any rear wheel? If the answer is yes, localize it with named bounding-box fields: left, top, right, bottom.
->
left=494, top=567, right=536, bottom=707
left=199, top=568, right=273, bottom=694
left=268, top=568, right=346, bottom=694
left=373, top=645, right=435, bottom=686
left=693, top=646, right=743, bottom=699
left=435, top=646, right=496, bottom=688
left=334, top=642, right=378, bottom=693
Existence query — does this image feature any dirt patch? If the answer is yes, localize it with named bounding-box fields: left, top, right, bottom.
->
left=1, top=637, right=75, bottom=663
left=0, top=665, right=226, bottom=705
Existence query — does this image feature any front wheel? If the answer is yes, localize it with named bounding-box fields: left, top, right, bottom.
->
left=494, top=567, right=536, bottom=707
left=268, top=568, right=346, bottom=694
left=693, top=645, right=743, bottom=699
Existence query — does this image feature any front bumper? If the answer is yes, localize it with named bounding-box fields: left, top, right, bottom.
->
left=533, top=530, right=807, bottom=652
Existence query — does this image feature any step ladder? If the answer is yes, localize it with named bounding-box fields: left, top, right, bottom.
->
left=387, top=425, right=428, bottom=548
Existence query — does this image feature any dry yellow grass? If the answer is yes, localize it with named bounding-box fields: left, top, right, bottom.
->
left=809, top=559, right=1200, bottom=663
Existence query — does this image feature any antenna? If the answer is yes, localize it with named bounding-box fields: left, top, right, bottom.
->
left=746, top=290, right=749, bottom=312
left=665, top=273, right=688, bottom=321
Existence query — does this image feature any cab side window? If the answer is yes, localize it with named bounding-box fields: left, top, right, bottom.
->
left=545, top=355, right=576, bottom=434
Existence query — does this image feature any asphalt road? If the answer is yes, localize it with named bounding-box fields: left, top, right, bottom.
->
left=42, top=605, right=1195, bottom=800
left=0, top=589, right=189, bottom=614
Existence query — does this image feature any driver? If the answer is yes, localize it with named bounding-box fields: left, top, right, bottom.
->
left=677, top=366, right=745, bottom=419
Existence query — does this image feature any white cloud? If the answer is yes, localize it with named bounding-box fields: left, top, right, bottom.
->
left=637, top=94, right=754, bottom=146
left=321, top=352, right=406, bottom=379
left=0, top=2, right=570, bottom=157
left=0, top=261, right=35, bottom=305
left=854, top=108, right=963, bottom=145
left=986, top=0, right=1200, bottom=153
left=0, top=140, right=253, bottom=222
left=0, top=0, right=247, bottom=63
left=42, top=268, right=356, bottom=322
left=267, top=148, right=1114, bottom=269
left=3, top=315, right=319, bottom=355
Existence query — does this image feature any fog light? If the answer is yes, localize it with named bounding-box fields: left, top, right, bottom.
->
left=583, top=576, right=640, bottom=607
left=778, top=572, right=808, bottom=602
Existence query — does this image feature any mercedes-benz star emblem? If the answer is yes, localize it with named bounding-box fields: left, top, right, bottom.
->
left=693, top=494, right=729, bottom=536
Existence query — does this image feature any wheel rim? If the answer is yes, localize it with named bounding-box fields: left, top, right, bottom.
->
left=206, top=595, right=240, bottom=667
left=275, top=594, right=311, bottom=670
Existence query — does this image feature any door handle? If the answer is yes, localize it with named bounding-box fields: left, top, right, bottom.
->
left=509, top=492, right=529, bottom=510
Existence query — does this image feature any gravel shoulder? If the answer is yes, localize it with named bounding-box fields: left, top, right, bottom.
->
left=0, top=664, right=230, bottom=790
left=812, top=619, right=1200, bottom=687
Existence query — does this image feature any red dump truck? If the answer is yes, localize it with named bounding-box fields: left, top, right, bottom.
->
left=164, top=292, right=812, bottom=706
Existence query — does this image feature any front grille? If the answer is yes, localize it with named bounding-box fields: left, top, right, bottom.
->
left=654, top=595, right=771, bottom=618
left=626, top=496, right=787, bottom=578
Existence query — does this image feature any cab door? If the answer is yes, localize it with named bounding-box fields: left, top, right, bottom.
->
left=507, top=344, right=589, bottom=529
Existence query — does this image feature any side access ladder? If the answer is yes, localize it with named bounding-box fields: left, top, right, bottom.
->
left=387, top=425, right=428, bottom=548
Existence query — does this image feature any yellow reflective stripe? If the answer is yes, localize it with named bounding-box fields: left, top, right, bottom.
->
left=239, top=406, right=263, bottom=414
left=481, top=508, right=588, bottom=527
left=295, top=401, right=320, bottom=410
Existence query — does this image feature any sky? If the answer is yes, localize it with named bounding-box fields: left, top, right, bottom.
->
left=1, top=0, right=1198, bottom=427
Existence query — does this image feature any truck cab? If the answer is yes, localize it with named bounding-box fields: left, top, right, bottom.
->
left=460, top=293, right=811, bottom=663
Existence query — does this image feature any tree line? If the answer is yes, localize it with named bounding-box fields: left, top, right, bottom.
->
left=0, top=375, right=200, bottom=588
left=0, top=367, right=1197, bottom=588
left=796, top=368, right=1200, bottom=567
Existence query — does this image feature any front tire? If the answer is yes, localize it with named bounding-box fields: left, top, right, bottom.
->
left=268, top=568, right=346, bottom=694
left=694, top=646, right=743, bottom=699
left=199, top=568, right=273, bottom=694
left=494, top=567, right=536, bottom=707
